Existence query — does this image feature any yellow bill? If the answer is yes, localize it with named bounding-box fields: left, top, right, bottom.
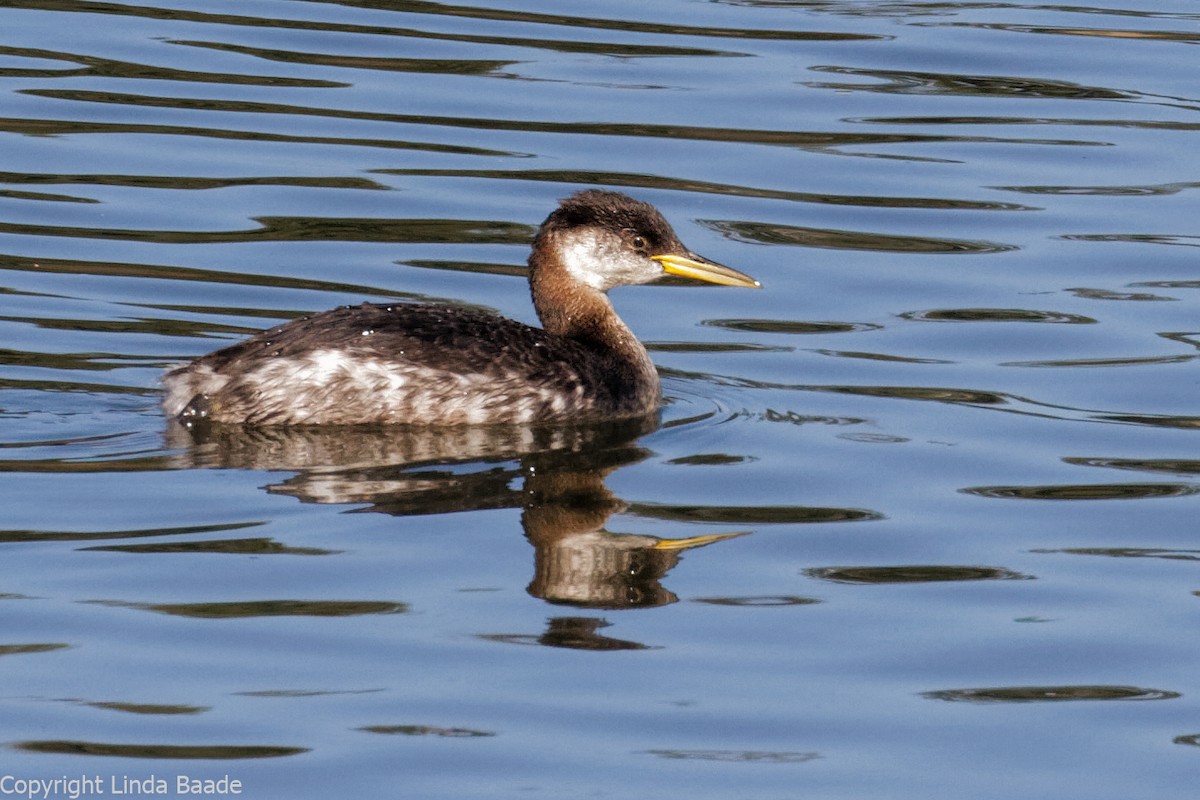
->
left=653, top=253, right=761, bottom=288
left=650, top=531, right=750, bottom=551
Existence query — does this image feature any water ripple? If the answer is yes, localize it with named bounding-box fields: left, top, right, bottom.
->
left=0, top=43, right=345, bottom=88
left=704, top=318, right=882, bottom=335
left=642, top=749, right=821, bottom=763
left=378, top=168, right=1036, bottom=210
left=359, top=724, right=494, bottom=738
left=631, top=502, right=880, bottom=525
left=1034, top=547, right=1200, bottom=562
left=924, top=685, right=1180, bottom=703
left=23, top=87, right=1006, bottom=153
left=692, top=595, right=821, bottom=607
left=962, top=483, right=1198, bottom=501
left=702, top=220, right=1015, bottom=253
left=1063, top=457, right=1200, bottom=476
left=12, top=740, right=307, bottom=759
left=1001, top=354, right=1196, bottom=368
left=807, top=565, right=1030, bottom=584
left=901, top=308, right=1096, bottom=324
left=86, top=599, right=408, bottom=618
left=1, top=1, right=1197, bottom=796
left=4, top=0, right=833, bottom=55
left=931, top=21, right=1200, bottom=46
left=808, top=66, right=1134, bottom=100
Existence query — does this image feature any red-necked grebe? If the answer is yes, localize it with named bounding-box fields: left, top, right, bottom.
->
left=162, top=190, right=760, bottom=425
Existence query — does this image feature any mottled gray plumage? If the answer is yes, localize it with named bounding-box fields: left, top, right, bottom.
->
left=162, top=190, right=757, bottom=426
left=163, top=302, right=652, bottom=425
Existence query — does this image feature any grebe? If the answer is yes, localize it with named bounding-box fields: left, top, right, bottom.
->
left=162, top=190, right=759, bottom=426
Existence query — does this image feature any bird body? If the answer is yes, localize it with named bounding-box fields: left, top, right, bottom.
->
left=162, top=190, right=758, bottom=426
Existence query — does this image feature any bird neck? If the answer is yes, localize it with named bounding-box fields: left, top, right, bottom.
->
left=528, top=234, right=655, bottom=372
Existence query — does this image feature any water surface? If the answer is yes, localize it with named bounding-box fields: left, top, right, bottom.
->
left=2, top=1, right=1200, bottom=798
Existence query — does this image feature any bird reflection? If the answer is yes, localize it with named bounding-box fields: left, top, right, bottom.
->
left=166, top=414, right=741, bottom=615
left=522, top=464, right=743, bottom=609
left=483, top=618, right=649, bottom=651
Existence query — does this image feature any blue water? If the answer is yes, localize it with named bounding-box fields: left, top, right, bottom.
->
left=2, top=1, right=1200, bottom=798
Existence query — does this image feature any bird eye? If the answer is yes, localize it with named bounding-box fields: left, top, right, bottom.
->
left=631, top=235, right=647, bottom=251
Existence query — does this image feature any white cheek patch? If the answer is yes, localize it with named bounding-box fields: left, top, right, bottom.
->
left=559, top=230, right=656, bottom=292
left=560, top=230, right=608, bottom=290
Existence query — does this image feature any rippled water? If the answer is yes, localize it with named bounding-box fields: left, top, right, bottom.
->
left=3, top=1, right=1200, bottom=798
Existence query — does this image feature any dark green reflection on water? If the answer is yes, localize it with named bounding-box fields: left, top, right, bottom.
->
left=315, top=0, right=874, bottom=43
left=0, top=211, right=533, bottom=246
left=1003, top=354, right=1196, bottom=369
left=359, top=724, right=494, bottom=738
left=643, top=749, right=820, bottom=763
left=704, top=318, right=883, bottom=335
left=1063, top=456, right=1200, bottom=475
left=88, top=599, right=407, bottom=618
left=702, top=220, right=1014, bottom=254
left=0, top=112, right=511, bottom=157
left=942, top=21, right=1200, bottom=45
left=924, top=685, right=1180, bottom=703
left=649, top=341, right=785, bottom=354
left=2, top=0, right=878, bottom=55
left=481, top=617, right=652, bottom=651
left=379, top=168, right=1035, bottom=211
left=0, top=188, right=97, bottom=204
left=693, top=595, right=820, bottom=607
left=0, top=252, right=400, bottom=297
left=0, top=43, right=344, bottom=87
left=809, top=65, right=1134, bottom=100
left=815, top=349, right=953, bottom=365
left=20, top=88, right=1061, bottom=155
left=403, top=259, right=526, bottom=279
left=1064, top=233, right=1200, bottom=247
left=1066, top=286, right=1176, bottom=301
left=631, top=503, right=880, bottom=525
left=0, top=643, right=71, bottom=656
left=1098, top=414, right=1200, bottom=429
left=850, top=114, right=1198, bottom=135
left=902, top=308, right=1096, bottom=324
left=666, top=453, right=748, bottom=466
left=0, top=521, right=263, bottom=544
left=13, top=740, right=307, bottom=759
left=963, top=483, right=1198, bottom=500
left=818, top=385, right=1008, bottom=405
left=1035, top=547, right=1200, bottom=562
left=999, top=180, right=1200, bottom=198
left=80, top=537, right=337, bottom=556
left=808, top=565, right=1029, bottom=584
left=0, top=171, right=389, bottom=192
left=82, top=701, right=209, bottom=716
left=171, top=40, right=519, bottom=78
